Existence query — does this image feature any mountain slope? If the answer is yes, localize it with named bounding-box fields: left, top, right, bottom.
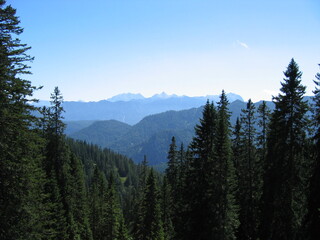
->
left=68, top=100, right=256, bottom=165
left=39, top=92, right=244, bottom=125
left=66, top=97, right=310, bottom=166
left=70, top=120, right=132, bottom=147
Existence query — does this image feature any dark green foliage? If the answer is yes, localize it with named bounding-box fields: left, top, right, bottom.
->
left=1, top=3, right=318, bottom=238
left=140, top=170, right=164, bottom=240
left=260, top=59, right=309, bottom=240
left=214, top=90, right=239, bottom=239
left=70, top=120, right=131, bottom=146
left=257, top=101, right=271, bottom=158
left=185, top=100, right=217, bottom=240
left=161, top=177, right=174, bottom=240
left=104, top=174, right=126, bottom=240
left=89, top=167, right=108, bottom=239
left=303, top=65, right=320, bottom=240
left=70, top=107, right=203, bottom=165
left=89, top=167, right=130, bottom=240
left=132, top=156, right=150, bottom=239
left=67, top=99, right=279, bottom=166
left=42, top=87, right=93, bottom=240
left=0, top=1, right=46, bottom=239
left=237, top=99, right=261, bottom=240
left=179, top=94, right=239, bottom=240
left=166, top=137, right=178, bottom=192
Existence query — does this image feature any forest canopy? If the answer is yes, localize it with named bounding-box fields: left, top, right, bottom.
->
left=0, top=1, right=319, bottom=240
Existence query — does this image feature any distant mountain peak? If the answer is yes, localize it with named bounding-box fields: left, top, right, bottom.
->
left=151, top=92, right=178, bottom=99
left=226, top=92, right=244, bottom=102
left=107, top=93, right=145, bottom=102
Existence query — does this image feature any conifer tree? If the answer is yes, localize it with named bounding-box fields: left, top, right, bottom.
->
left=161, top=177, right=174, bottom=240
left=105, top=174, right=124, bottom=240
left=43, top=87, right=93, bottom=240
left=185, top=100, right=217, bottom=240
left=214, top=90, right=239, bottom=240
left=260, top=59, right=309, bottom=240
left=141, top=169, right=164, bottom=240
left=166, top=136, right=178, bottom=191
left=89, top=167, right=108, bottom=240
left=232, top=117, right=243, bottom=173
left=0, top=1, right=46, bottom=239
left=173, top=143, right=189, bottom=240
left=117, top=216, right=131, bottom=240
left=303, top=65, right=320, bottom=239
left=68, top=153, right=93, bottom=240
left=132, top=155, right=149, bottom=239
left=165, top=136, right=181, bottom=238
left=237, top=99, right=261, bottom=240
left=257, top=101, right=271, bottom=163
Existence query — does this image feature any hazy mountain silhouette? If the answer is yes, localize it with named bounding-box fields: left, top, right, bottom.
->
left=69, top=99, right=276, bottom=165
left=38, top=92, right=244, bottom=125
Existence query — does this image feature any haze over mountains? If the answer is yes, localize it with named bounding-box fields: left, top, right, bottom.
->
left=37, top=92, right=244, bottom=125
left=60, top=94, right=313, bottom=167
left=67, top=99, right=276, bottom=166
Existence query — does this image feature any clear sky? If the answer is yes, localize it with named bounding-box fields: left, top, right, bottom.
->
left=6, top=0, right=320, bottom=102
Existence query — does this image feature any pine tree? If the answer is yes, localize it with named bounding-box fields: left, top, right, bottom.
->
left=0, top=1, right=46, bottom=239
left=260, top=59, right=309, bottom=240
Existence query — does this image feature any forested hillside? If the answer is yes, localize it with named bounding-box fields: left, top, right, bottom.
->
left=1, top=1, right=320, bottom=240
left=70, top=107, right=203, bottom=165
left=68, top=100, right=275, bottom=165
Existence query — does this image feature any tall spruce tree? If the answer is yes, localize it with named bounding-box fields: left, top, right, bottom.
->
left=186, top=100, right=218, bottom=240
left=166, top=136, right=178, bottom=191
left=237, top=99, right=261, bottom=240
left=43, top=87, right=93, bottom=240
left=303, top=65, right=320, bottom=239
left=105, top=174, right=126, bottom=240
left=0, top=1, right=46, bottom=239
left=260, top=59, right=309, bottom=240
left=132, top=155, right=149, bottom=239
left=89, top=167, right=108, bottom=240
left=173, top=143, right=189, bottom=240
left=161, top=176, right=174, bottom=240
left=232, top=117, right=243, bottom=173
left=165, top=136, right=181, bottom=238
left=257, top=101, right=271, bottom=163
left=214, top=90, right=239, bottom=240
left=140, top=169, right=164, bottom=240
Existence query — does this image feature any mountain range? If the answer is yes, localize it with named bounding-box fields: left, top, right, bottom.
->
left=67, top=99, right=276, bottom=166
left=36, top=92, right=244, bottom=125
left=59, top=93, right=313, bottom=167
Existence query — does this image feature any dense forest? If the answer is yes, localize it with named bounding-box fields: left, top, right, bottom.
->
left=1, top=1, right=320, bottom=240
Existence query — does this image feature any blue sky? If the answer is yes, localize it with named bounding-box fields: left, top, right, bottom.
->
left=7, top=0, right=320, bottom=102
